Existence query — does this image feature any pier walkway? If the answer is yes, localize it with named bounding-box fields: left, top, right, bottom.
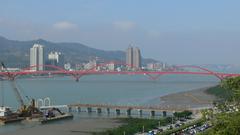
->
left=67, top=103, right=194, bottom=117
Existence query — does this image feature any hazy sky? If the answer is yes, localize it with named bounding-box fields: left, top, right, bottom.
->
left=0, top=0, right=240, bottom=64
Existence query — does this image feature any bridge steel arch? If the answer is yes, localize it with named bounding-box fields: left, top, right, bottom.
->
left=174, top=65, right=224, bottom=80
left=84, top=61, right=163, bottom=80
left=20, top=64, right=95, bottom=82
left=0, top=64, right=73, bottom=81
left=0, top=62, right=237, bottom=82
left=22, top=64, right=67, bottom=72
left=84, top=61, right=226, bottom=81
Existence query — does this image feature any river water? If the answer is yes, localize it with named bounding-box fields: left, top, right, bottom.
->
left=0, top=74, right=219, bottom=133
left=1, top=74, right=219, bottom=109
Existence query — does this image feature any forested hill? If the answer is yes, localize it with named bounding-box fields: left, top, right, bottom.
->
left=0, top=36, right=156, bottom=67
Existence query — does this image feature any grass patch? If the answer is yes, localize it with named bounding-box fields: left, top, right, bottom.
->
left=205, top=85, right=231, bottom=100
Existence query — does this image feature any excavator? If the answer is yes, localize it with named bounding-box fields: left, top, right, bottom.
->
left=1, top=62, right=43, bottom=118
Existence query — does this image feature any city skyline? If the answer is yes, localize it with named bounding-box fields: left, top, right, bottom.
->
left=1, top=0, right=240, bottom=64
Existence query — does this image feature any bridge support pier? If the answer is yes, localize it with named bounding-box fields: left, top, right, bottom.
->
left=76, top=107, right=81, bottom=112
left=97, top=108, right=102, bottom=114
left=87, top=107, right=92, bottom=113
left=68, top=107, right=72, bottom=112
left=106, top=108, right=111, bottom=115
left=150, top=110, right=155, bottom=117
left=116, top=109, right=121, bottom=115
left=138, top=109, right=143, bottom=116
left=126, top=108, right=132, bottom=116
left=163, top=111, right=167, bottom=117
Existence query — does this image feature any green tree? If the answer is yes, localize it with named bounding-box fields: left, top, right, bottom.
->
left=173, top=110, right=192, bottom=119
left=221, top=77, right=240, bottom=102
left=201, top=112, right=240, bottom=135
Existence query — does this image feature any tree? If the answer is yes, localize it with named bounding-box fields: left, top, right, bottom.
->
left=221, top=77, right=240, bottom=102
left=173, top=110, right=192, bottom=119
left=202, top=112, right=240, bottom=135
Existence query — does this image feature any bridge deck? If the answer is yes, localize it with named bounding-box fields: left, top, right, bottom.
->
left=68, top=103, right=189, bottom=112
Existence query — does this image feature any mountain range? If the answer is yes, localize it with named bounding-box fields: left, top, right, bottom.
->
left=0, top=36, right=157, bottom=68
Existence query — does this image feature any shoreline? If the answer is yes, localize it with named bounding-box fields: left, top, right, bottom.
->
left=2, top=118, right=122, bottom=135
left=158, top=86, right=217, bottom=110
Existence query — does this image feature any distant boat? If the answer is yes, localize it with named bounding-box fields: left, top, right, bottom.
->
left=0, top=106, right=24, bottom=124
left=0, top=80, right=24, bottom=124
left=40, top=107, right=73, bottom=124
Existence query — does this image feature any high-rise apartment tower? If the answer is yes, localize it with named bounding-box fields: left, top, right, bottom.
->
left=126, top=46, right=141, bottom=69
left=30, top=44, right=45, bottom=71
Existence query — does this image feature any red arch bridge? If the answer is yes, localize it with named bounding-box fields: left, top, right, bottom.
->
left=1, top=62, right=240, bottom=81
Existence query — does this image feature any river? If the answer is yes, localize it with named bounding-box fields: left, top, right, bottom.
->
left=1, top=74, right=219, bottom=108
left=0, top=74, right=219, bottom=133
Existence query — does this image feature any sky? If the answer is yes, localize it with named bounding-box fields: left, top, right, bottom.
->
left=0, top=0, right=240, bottom=64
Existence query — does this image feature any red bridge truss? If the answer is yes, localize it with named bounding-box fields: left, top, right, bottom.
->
left=0, top=62, right=240, bottom=81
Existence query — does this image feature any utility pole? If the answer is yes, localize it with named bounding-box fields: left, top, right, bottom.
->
left=0, top=62, right=4, bottom=107
left=0, top=78, right=3, bottom=107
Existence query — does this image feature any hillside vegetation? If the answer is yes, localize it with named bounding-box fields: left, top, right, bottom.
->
left=0, top=36, right=156, bottom=67
left=201, top=77, right=240, bottom=135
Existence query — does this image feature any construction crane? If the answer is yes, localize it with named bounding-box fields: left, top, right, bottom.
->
left=1, top=62, right=42, bottom=118
left=1, top=62, right=24, bottom=106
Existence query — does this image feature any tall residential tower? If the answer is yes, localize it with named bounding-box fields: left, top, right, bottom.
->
left=30, top=44, right=45, bottom=71
left=126, top=46, right=141, bottom=69
left=126, top=46, right=133, bottom=67
left=133, top=47, right=141, bottom=68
